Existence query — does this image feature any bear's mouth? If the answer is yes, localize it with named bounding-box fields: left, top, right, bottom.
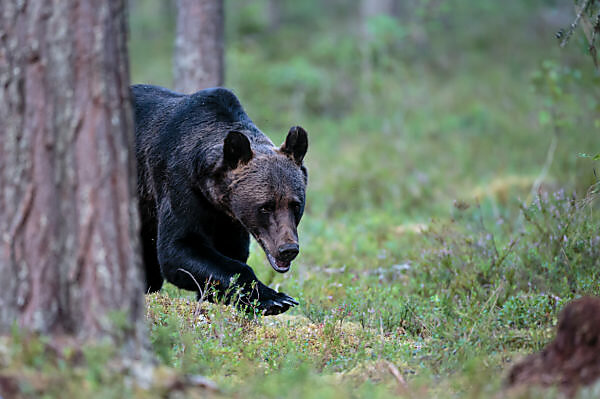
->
left=266, top=251, right=291, bottom=273
left=255, top=237, right=291, bottom=273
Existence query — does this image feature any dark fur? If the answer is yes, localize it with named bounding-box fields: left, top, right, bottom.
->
left=131, top=84, right=308, bottom=315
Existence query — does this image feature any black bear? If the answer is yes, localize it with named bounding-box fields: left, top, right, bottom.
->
left=131, top=84, right=308, bottom=315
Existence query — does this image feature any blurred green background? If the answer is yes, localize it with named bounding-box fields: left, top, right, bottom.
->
left=130, top=0, right=598, bottom=223
left=129, top=1, right=600, bottom=397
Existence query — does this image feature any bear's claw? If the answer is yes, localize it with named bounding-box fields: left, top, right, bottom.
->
left=259, top=293, right=298, bottom=315
left=259, top=299, right=288, bottom=315
left=242, top=281, right=299, bottom=315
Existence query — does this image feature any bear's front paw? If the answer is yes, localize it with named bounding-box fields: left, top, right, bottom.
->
left=251, top=283, right=299, bottom=316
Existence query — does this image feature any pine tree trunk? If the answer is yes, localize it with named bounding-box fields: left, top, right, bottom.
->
left=0, top=0, right=145, bottom=355
left=173, top=0, right=224, bottom=93
left=361, top=0, right=394, bottom=22
left=267, top=0, right=281, bottom=32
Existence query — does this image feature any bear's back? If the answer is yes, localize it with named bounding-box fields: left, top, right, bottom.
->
left=132, top=85, right=273, bottom=199
left=132, top=85, right=252, bottom=128
left=182, top=87, right=252, bottom=125
left=131, top=85, right=265, bottom=148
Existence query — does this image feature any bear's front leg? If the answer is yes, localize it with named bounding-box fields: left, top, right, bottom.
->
left=156, top=221, right=297, bottom=315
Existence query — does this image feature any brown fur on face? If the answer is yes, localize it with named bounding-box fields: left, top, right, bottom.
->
left=209, top=127, right=308, bottom=273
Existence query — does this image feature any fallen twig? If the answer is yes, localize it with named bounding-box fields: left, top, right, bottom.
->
left=177, top=268, right=210, bottom=317
left=386, top=361, right=408, bottom=389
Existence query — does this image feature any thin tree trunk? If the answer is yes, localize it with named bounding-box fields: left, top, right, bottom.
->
left=361, top=0, right=394, bottom=22
left=267, top=0, right=282, bottom=32
left=173, top=0, right=224, bottom=93
left=0, top=0, right=145, bottom=356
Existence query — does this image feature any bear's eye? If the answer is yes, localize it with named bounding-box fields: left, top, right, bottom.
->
left=291, top=201, right=301, bottom=215
left=259, top=202, right=275, bottom=214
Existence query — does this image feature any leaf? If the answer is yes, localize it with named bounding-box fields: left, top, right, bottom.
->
left=538, top=110, right=551, bottom=126
left=577, top=152, right=600, bottom=160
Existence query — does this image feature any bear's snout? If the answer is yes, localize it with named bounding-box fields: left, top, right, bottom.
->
left=278, top=243, right=299, bottom=262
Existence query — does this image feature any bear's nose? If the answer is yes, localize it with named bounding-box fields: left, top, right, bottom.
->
left=278, top=243, right=299, bottom=262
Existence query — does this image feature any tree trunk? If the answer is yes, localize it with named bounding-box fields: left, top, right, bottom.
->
left=361, top=0, right=394, bottom=22
left=173, top=0, right=224, bottom=93
left=267, top=0, right=282, bottom=32
left=0, top=0, right=145, bottom=356
left=360, top=0, right=395, bottom=55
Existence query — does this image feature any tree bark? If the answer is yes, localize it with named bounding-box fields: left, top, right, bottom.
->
left=361, top=0, right=394, bottom=22
left=267, top=0, right=282, bottom=32
left=0, top=0, right=145, bottom=355
left=173, top=0, right=224, bottom=93
left=360, top=0, right=395, bottom=45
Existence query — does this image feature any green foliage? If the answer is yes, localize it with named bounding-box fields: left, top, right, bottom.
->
left=498, top=294, right=564, bottom=330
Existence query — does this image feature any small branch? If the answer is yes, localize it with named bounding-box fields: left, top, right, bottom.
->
left=495, top=238, right=519, bottom=270
left=560, top=0, right=592, bottom=48
left=177, top=268, right=210, bottom=318
left=519, top=202, right=546, bottom=235
left=386, top=361, right=408, bottom=389
left=186, top=374, right=219, bottom=392
left=177, top=268, right=203, bottom=294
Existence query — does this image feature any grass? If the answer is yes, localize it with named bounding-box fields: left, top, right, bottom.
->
left=4, top=0, right=600, bottom=398
left=140, top=183, right=598, bottom=399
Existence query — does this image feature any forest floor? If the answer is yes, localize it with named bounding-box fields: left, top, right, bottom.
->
left=138, top=178, right=599, bottom=399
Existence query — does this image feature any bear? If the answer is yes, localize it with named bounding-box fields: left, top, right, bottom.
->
left=131, top=84, right=308, bottom=315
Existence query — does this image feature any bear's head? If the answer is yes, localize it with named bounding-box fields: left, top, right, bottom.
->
left=211, top=126, right=308, bottom=273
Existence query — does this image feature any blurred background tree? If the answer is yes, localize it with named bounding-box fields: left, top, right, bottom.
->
left=173, top=0, right=224, bottom=92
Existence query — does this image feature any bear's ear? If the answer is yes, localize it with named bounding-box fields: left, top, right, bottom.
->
left=223, top=131, right=253, bottom=169
left=280, top=126, right=308, bottom=165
